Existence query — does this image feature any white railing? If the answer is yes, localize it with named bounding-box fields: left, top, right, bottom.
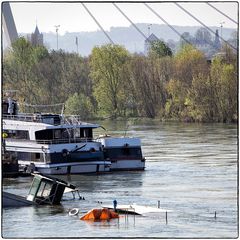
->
left=2, top=113, right=87, bottom=126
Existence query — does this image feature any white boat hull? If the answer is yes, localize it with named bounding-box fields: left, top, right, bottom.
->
left=110, top=159, right=145, bottom=171
left=19, top=161, right=111, bottom=175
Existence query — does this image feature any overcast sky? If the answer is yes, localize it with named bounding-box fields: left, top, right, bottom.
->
left=10, top=2, right=238, bottom=35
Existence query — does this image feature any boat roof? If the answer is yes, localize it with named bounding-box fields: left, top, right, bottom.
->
left=3, top=119, right=100, bottom=131
left=32, top=173, right=76, bottom=189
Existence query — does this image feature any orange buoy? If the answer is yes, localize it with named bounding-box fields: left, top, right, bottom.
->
left=80, top=208, right=119, bottom=221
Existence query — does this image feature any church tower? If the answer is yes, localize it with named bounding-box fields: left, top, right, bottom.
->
left=29, top=25, right=43, bottom=46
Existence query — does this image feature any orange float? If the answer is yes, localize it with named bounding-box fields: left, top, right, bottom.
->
left=80, top=208, right=119, bottom=221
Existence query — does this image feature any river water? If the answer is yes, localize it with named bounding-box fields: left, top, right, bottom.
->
left=2, top=120, right=238, bottom=238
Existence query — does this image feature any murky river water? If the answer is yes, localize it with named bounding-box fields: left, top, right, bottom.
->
left=2, top=121, right=238, bottom=238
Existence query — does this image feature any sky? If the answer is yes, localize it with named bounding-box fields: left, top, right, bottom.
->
left=10, top=1, right=238, bottom=35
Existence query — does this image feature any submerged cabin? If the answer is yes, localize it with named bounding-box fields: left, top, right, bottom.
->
left=26, top=174, right=74, bottom=205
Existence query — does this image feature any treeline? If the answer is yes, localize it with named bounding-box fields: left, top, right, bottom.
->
left=3, top=37, right=238, bottom=123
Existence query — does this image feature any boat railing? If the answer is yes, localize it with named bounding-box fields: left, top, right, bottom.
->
left=36, top=137, right=93, bottom=145
left=5, top=137, right=93, bottom=145
left=2, top=114, right=87, bottom=126
left=3, top=114, right=42, bottom=122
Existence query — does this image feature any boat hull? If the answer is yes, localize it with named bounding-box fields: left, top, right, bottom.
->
left=3, top=192, right=34, bottom=208
left=110, top=159, right=145, bottom=171
left=18, top=161, right=111, bottom=175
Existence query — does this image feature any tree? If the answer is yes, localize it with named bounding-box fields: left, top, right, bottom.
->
left=174, top=44, right=208, bottom=86
left=64, top=93, right=94, bottom=119
left=90, top=44, right=130, bottom=118
left=149, top=40, right=173, bottom=58
left=165, top=79, right=187, bottom=120
left=194, top=27, right=212, bottom=45
left=179, top=32, right=194, bottom=47
left=128, top=54, right=173, bottom=118
left=3, top=38, right=49, bottom=108
left=210, top=57, right=237, bottom=122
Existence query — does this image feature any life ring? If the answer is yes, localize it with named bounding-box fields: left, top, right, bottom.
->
left=62, top=149, right=69, bottom=158
left=69, top=208, right=79, bottom=216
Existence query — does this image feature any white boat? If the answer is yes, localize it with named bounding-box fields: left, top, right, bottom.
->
left=97, top=136, right=145, bottom=171
left=2, top=98, right=111, bottom=175
left=2, top=96, right=145, bottom=174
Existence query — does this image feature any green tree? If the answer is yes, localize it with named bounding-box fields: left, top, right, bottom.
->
left=174, top=44, right=208, bottom=86
left=165, top=79, right=187, bottom=120
left=210, top=57, right=237, bottom=122
left=3, top=38, right=49, bottom=109
left=64, top=93, right=94, bottom=119
left=129, top=54, right=173, bottom=118
left=149, top=40, right=172, bottom=58
left=90, top=44, right=130, bottom=118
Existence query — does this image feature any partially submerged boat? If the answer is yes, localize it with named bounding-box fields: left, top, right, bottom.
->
left=102, top=203, right=172, bottom=215
left=3, top=173, right=76, bottom=208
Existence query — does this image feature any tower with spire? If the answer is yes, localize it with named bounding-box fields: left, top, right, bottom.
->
left=28, top=25, right=43, bottom=46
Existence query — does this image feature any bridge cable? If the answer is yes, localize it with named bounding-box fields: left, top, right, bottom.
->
left=143, top=3, right=192, bottom=45
left=81, top=3, right=114, bottom=44
left=206, top=2, right=238, bottom=25
left=112, top=3, right=150, bottom=42
left=174, top=2, right=237, bottom=51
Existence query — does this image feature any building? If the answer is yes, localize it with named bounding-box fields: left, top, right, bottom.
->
left=28, top=25, right=44, bottom=46
left=144, top=33, right=159, bottom=55
left=213, top=29, right=221, bottom=50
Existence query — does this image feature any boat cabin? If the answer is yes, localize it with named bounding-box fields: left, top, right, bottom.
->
left=26, top=174, right=74, bottom=205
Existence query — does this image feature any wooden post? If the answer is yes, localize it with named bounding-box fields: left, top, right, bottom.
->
left=214, top=211, right=217, bottom=219
left=166, top=211, right=168, bottom=224
left=158, top=200, right=160, bottom=208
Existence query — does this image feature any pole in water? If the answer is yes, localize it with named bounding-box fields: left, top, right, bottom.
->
left=165, top=211, right=168, bottom=224
left=214, top=211, right=217, bottom=219
left=158, top=200, right=160, bottom=208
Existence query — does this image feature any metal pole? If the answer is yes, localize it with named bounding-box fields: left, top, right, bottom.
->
left=54, top=25, right=60, bottom=50
left=165, top=211, right=168, bottom=224
left=220, top=22, right=224, bottom=40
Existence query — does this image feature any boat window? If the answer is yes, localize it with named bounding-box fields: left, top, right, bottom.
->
left=37, top=181, right=52, bottom=197
left=54, top=129, right=61, bottom=139
left=4, top=130, right=29, bottom=140
left=80, top=128, right=93, bottom=138
left=36, top=129, right=53, bottom=140
left=104, top=147, right=142, bottom=158
left=74, top=128, right=81, bottom=138
left=28, top=177, right=41, bottom=198
left=62, top=129, right=71, bottom=139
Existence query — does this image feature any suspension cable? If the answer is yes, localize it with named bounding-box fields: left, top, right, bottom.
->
left=143, top=3, right=192, bottom=45
left=206, top=2, right=238, bottom=25
left=175, top=2, right=237, bottom=51
left=81, top=3, right=114, bottom=44
left=113, top=3, right=149, bottom=42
